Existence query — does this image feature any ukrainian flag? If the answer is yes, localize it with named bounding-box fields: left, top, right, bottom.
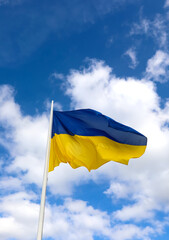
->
left=49, top=109, right=147, bottom=172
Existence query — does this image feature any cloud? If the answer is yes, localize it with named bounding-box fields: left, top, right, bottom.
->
left=0, top=176, right=23, bottom=193
left=0, top=191, right=39, bottom=240
left=49, top=73, right=65, bottom=81
left=0, top=85, right=48, bottom=186
left=65, top=58, right=159, bottom=127
left=104, top=182, right=131, bottom=199
left=0, top=188, right=156, bottom=240
left=44, top=198, right=111, bottom=240
left=0, top=186, right=155, bottom=240
left=124, top=48, right=138, bottom=69
left=164, top=0, right=169, bottom=8
left=145, top=50, right=169, bottom=82
left=43, top=198, right=157, bottom=240
left=113, top=197, right=157, bottom=222
left=130, top=13, right=168, bottom=49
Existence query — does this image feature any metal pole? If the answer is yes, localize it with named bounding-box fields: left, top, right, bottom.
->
left=37, top=100, right=53, bottom=240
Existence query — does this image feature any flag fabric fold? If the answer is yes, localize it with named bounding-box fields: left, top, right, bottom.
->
left=49, top=109, right=147, bottom=172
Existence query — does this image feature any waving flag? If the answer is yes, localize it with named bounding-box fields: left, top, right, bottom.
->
left=49, top=109, right=147, bottom=172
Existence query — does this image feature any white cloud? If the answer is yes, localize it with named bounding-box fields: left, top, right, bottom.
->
left=49, top=72, right=65, bottom=81
left=66, top=59, right=159, bottom=129
left=0, top=85, right=48, bottom=186
left=104, top=182, right=131, bottom=199
left=145, top=50, right=169, bottom=82
left=113, top=198, right=157, bottom=222
left=124, top=48, right=138, bottom=69
left=48, top=164, right=90, bottom=195
left=43, top=198, right=156, bottom=240
left=0, top=192, right=39, bottom=240
left=109, top=224, right=154, bottom=240
left=130, top=14, right=168, bottom=49
left=0, top=191, right=165, bottom=240
left=0, top=188, right=155, bottom=240
left=0, top=176, right=23, bottom=192
left=164, top=0, right=169, bottom=8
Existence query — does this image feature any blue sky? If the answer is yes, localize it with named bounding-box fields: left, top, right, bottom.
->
left=0, top=0, right=169, bottom=239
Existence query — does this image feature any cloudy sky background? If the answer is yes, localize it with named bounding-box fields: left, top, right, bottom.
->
left=0, top=0, right=169, bottom=239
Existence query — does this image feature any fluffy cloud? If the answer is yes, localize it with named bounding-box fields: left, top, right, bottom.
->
left=44, top=198, right=111, bottom=240
left=0, top=187, right=156, bottom=240
left=0, top=191, right=39, bottom=240
left=104, top=182, right=131, bottom=199
left=145, top=50, right=169, bottom=82
left=66, top=58, right=159, bottom=129
left=0, top=176, right=23, bottom=192
left=44, top=198, right=156, bottom=240
left=0, top=85, right=48, bottom=185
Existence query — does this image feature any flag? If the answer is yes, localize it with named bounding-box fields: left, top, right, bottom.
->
left=48, top=109, right=147, bottom=172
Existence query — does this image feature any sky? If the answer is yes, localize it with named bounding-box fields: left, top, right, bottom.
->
left=0, top=0, right=169, bottom=239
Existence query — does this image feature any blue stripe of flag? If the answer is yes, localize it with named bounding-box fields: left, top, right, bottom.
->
left=52, top=109, right=147, bottom=146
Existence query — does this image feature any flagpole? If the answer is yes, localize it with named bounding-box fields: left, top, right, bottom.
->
left=37, top=100, right=54, bottom=240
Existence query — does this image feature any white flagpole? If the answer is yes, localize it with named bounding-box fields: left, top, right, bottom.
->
left=37, top=100, right=54, bottom=240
